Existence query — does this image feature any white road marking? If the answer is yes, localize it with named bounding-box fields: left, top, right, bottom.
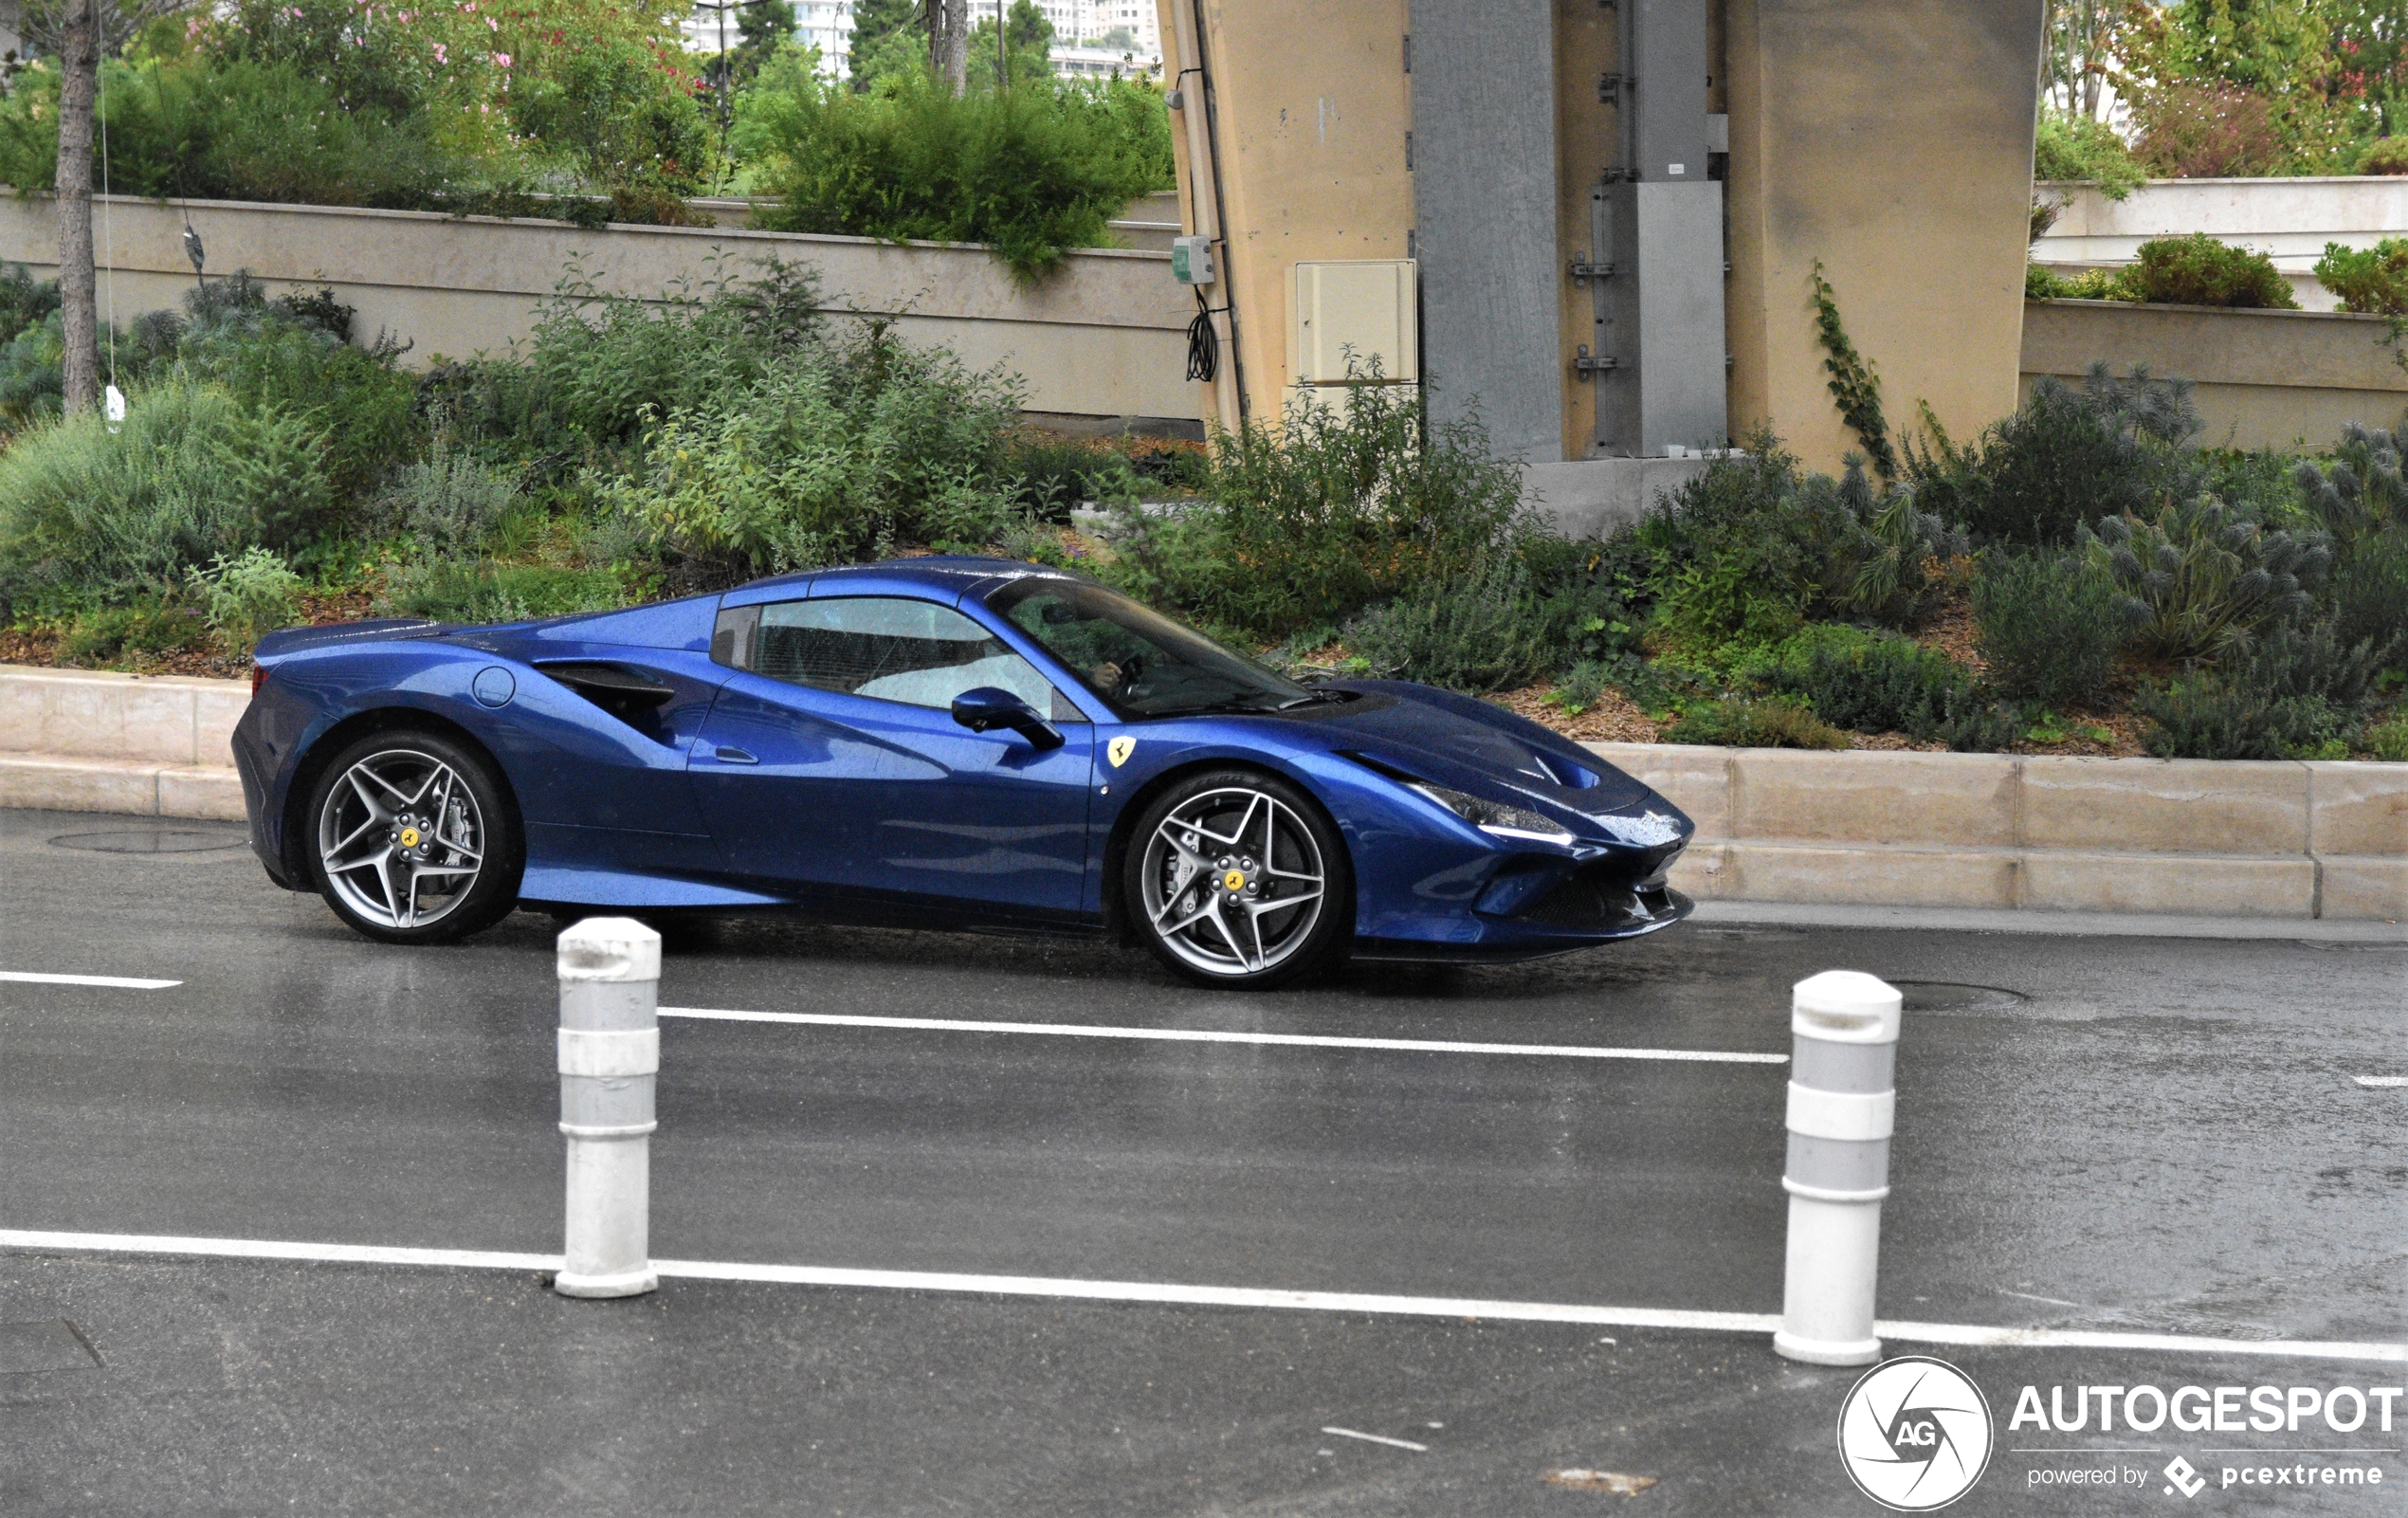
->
left=657, top=1007, right=1788, bottom=1065
left=4, top=1229, right=2403, bottom=1363
left=2354, top=1076, right=2408, bottom=1088
left=0, top=971, right=181, bottom=990
left=1322, top=1426, right=1426, bottom=1452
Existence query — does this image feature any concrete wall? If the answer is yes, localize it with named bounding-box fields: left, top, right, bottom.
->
left=1160, top=0, right=1414, bottom=430
left=2020, top=299, right=2408, bottom=449
left=2034, top=175, right=2408, bottom=313
left=0, top=192, right=1207, bottom=425
left=1724, top=0, right=2045, bottom=472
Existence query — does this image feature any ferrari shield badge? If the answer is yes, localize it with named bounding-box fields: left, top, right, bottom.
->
left=1107, top=735, right=1136, bottom=768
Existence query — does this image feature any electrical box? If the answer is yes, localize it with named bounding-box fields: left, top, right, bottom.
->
left=1288, top=259, right=1419, bottom=387
left=1170, top=234, right=1215, bottom=286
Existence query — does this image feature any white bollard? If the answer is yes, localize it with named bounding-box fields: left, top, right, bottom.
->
left=553, top=917, right=661, bottom=1299
left=1773, top=970, right=1902, bottom=1365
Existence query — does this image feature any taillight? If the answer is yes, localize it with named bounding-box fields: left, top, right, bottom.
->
left=250, top=664, right=270, bottom=700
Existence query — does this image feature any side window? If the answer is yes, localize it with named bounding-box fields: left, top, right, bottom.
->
left=749, top=596, right=1080, bottom=718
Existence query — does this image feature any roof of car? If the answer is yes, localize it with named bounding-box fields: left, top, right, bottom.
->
left=743, top=557, right=1076, bottom=596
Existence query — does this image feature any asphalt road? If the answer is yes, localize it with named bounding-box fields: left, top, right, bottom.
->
left=1, top=806, right=2402, bottom=1515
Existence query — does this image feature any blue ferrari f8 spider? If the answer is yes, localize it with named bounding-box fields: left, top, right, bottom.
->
left=234, top=558, right=1694, bottom=987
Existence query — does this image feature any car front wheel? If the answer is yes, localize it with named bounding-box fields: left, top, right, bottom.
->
left=1125, top=769, right=1351, bottom=989
left=305, top=730, right=522, bottom=944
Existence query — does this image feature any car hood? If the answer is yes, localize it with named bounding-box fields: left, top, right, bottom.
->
left=253, top=619, right=458, bottom=660
left=1287, top=679, right=1671, bottom=825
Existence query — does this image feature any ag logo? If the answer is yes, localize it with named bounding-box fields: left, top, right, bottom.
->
left=2163, top=1456, right=2207, bottom=1498
left=1106, top=735, right=1136, bottom=768
left=1836, top=1356, right=1993, bottom=1510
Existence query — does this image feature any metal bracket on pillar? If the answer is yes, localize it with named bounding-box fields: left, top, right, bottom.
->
left=1569, top=255, right=1615, bottom=288
left=1598, top=71, right=1629, bottom=105
left=1574, top=345, right=1618, bottom=380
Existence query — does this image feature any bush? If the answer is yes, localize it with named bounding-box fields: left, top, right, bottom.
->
left=2313, top=240, right=2408, bottom=316
left=736, top=51, right=1172, bottom=282
left=2121, top=234, right=2299, bottom=310
left=56, top=599, right=212, bottom=665
left=2133, top=83, right=2288, bottom=178
left=608, top=325, right=1023, bottom=586
left=1971, top=550, right=2129, bottom=706
left=2367, top=713, right=2408, bottom=761
left=2360, top=137, right=2408, bottom=175
left=187, top=546, right=305, bottom=653
left=2033, top=113, right=2146, bottom=199
left=2137, top=620, right=2392, bottom=759
left=1001, top=430, right=1143, bottom=521
left=520, top=258, right=822, bottom=461
left=2079, top=498, right=2329, bottom=661
left=1343, top=558, right=1558, bottom=695
left=1105, top=375, right=1531, bottom=639
left=2328, top=528, right=2408, bottom=668
left=1748, top=624, right=2014, bottom=750
left=1660, top=696, right=1848, bottom=750
left=2293, top=422, right=2408, bottom=544
left=375, top=559, right=626, bottom=624
left=1908, top=364, right=2201, bottom=547
left=0, top=381, right=319, bottom=614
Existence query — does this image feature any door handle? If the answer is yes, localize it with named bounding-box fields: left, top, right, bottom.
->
left=714, top=746, right=758, bottom=764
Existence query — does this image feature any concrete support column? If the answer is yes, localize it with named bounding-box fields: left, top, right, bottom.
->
left=1411, top=0, right=1562, bottom=464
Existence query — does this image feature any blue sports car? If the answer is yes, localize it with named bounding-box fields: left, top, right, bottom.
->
left=234, top=558, right=1694, bottom=987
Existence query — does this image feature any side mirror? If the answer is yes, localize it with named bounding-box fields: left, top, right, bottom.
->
left=950, top=686, right=1066, bottom=751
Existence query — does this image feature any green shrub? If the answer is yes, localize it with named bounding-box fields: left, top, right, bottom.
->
left=2327, top=528, right=2408, bottom=669
left=1001, top=431, right=1142, bottom=521
left=2120, top=234, right=2298, bottom=310
left=2137, top=620, right=2390, bottom=759
left=1660, top=696, right=1848, bottom=750
left=56, top=599, right=212, bottom=665
left=2293, top=422, right=2408, bottom=543
left=736, top=51, right=1172, bottom=282
left=609, top=325, right=1022, bottom=585
left=375, top=559, right=626, bottom=624
left=0, top=381, right=319, bottom=613
left=2361, top=137, right=2408, bottom=175
left=2080, top=498, right=2328, bottom=661
left=2367, top=713, right=2408, bottom=761
left=0, top=264, right=59, bottom=347
left=520, top=258, right=822, bottom=459
left=384, top=439, right=522, bottom=557
left=1343, top=558, right=1558, bottom=694
left=2033, top=113, right=2147, bottom=198
left=1748, top=624, right=2013, bottom=750
left=2313, top=240, right=2408, bottom=316
left=1104, top=375, right=1531, bottom=639
left=1971, top=549, right=2129, bottom=706
left=1909, top=364, right=2201, bottom=547
left=187, top=546, right=305, bottom=653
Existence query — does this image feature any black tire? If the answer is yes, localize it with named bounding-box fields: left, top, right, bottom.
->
left=1123, top=768, right=1352, bottom=990
left=303, top=729, right=523, bottom=945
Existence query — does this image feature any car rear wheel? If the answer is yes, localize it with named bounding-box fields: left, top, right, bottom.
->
left=1125, top=769, right=1351, bottom=989
left=306, top=731, right=521, bottom=944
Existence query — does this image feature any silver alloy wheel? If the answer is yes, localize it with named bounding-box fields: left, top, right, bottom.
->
left=317, top=747, right=486, bottom=930
left=1139, top=785, right=1326, bottom=978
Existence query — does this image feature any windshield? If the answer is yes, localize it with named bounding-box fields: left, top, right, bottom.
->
left=990, top=577, right=1316, bottom=720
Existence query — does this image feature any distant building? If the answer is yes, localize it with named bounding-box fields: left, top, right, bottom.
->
left=682, top=0, right=856, bottom=81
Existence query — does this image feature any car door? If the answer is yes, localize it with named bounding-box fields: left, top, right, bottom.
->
left=687, top=594, right=1096, bottom=922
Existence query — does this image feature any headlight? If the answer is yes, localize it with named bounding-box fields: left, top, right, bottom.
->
left=1409, top=781, right=1576, bottom=844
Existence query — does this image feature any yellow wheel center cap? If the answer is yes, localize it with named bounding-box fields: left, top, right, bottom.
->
left=1222, top=869, right=1246, bottom=891
left=399, top=827, right=422, bottom=850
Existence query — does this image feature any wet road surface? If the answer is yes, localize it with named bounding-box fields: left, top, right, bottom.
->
left=2, top=807, right=2401, bottom=1514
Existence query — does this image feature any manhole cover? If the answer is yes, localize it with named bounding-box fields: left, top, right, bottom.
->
left=1890, top=980, right=2028, bottom=1013
left=49, top=829, right=245, bottom=854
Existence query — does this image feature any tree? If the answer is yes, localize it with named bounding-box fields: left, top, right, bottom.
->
left=17, top=0, right=185, bottom=413
left=964, top=0, right=1053, bottom=91
left=703, top=0, right=796, bottom=96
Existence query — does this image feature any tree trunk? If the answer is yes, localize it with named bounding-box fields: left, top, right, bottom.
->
left=939, top=0, right=968, bottom=95
left=57, top=0, right=98, bottom=415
